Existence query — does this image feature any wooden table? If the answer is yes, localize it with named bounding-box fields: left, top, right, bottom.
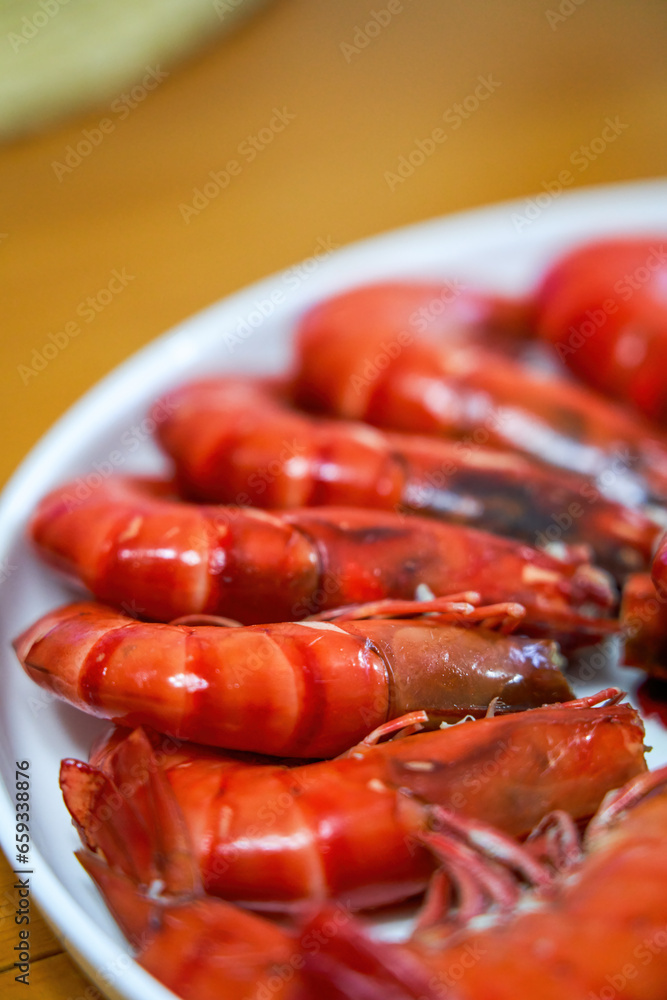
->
left=1, top=0, right=666, bottom=996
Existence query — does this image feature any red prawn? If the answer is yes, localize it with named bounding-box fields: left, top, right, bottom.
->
left=291, top=280, right=667, bottom=503
left=29, top=476, right=616, bottom=644
left=60, top=692, right=646, bottom=912
left=534, top=237, right=667, bottom=423
left=155, top=375, right=659, bottom=580
left=303, top=767, right=667, bottom=1000
left=14, top=596, right=573, bottom=757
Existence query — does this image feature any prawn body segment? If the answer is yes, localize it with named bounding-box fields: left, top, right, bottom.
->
left=60, top=700, right=646, bottom=910
left=155, top=376, right=658, bottom=580
left=301, top=770, right=667, bottom=1000
left=534, top=237, right=667, bottom=424
left=292, top=281, right=667, bottom=502
left=410, top=771, right=667, bottom=999
left=29, top=477, right=615, bottom=641
left=14, top=601, right=572, bottom=757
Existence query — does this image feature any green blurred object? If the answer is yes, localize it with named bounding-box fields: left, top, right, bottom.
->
left=0, top=0, right=268, bottom=139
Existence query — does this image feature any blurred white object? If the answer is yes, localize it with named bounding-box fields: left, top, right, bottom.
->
left=0, top=0, right=268, bottom=138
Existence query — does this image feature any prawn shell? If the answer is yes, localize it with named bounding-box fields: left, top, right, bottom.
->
left=15, top=601, right=572, bottom=757
left=535, top=237, right=667, bottom=423
left=70, top=700, right=646, bottom=911
left=293, top=282, right=667, bottom=502
left=28, top=478, right=616, bottom=646
left=155, top=376, right=658, bottom=581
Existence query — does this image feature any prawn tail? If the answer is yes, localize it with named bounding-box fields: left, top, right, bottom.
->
left=76, top=850, right=157, bottom=949
left=67, top=730, right=307, bottom=1000
left=60, top=726, right=201, bottom=898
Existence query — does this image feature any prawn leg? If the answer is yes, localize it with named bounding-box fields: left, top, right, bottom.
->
left=301, top=766, right=667, bottom=1000
left=65, top=728, right=303, bottom=1000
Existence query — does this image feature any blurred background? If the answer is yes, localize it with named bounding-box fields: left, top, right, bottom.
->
left=0, top=0, right=666, bottom=995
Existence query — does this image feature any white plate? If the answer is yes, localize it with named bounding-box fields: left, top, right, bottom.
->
left=2, top=178, right=667, bottom=1000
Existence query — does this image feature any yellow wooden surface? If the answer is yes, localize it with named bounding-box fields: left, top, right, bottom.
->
left=0, top=854, right=101, bottom=998
left=1, top=0, right=667, bottom=996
